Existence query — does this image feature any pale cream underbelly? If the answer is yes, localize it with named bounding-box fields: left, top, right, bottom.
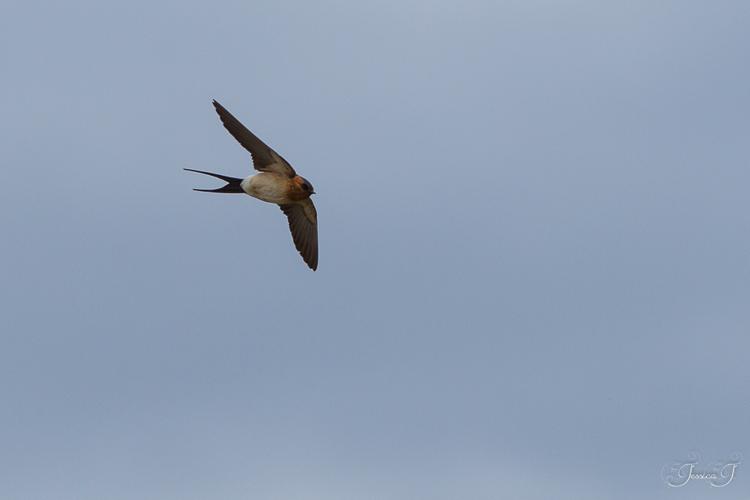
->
left=241, top=173, right=290, bottom=204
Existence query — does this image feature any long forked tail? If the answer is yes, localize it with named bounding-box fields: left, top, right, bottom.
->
left=184, top=168, right=244, bottom=193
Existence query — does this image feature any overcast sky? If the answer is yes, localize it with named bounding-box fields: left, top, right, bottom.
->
left=1, top=1, right=749, bottom=499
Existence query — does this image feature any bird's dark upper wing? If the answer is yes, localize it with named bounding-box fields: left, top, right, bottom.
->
left=212, top=100, right=296, bottom=178
left=279, top=199, right=318, bottom=271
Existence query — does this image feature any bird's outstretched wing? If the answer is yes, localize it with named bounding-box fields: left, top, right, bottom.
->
left=212, top=100, right=297, bottom=178
left=279, top=199, right=318, bottom=271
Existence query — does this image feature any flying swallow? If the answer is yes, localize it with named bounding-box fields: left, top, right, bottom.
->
left=186, top=100, right=318, bottom=270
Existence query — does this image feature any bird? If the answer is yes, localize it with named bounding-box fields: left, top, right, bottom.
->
left=186, top=100, right=318, bottom=271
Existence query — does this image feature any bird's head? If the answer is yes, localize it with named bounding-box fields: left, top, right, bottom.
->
left=295, top=176, right=316, bottom=197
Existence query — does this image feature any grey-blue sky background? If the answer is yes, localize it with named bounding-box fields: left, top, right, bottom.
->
left=1, top=1, right=749, bottom=498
